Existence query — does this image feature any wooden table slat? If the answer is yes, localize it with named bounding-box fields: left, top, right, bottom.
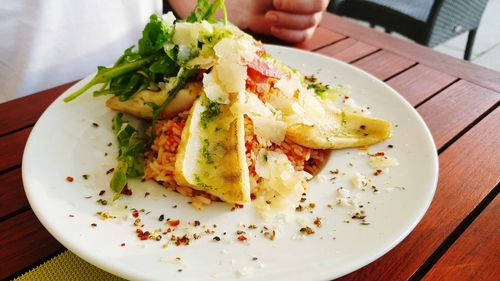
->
left=417, top=80, right=500, bottom=148
left=423, top=193, right=500, bottom=280
left=1, top=12, right=500, bottom=280
left=352, top=50, right=416, bottom=81
left=0, top=210, right=64, bottom=280
left=293, top=26, right=346, bottom=51
left=0, top=128, right=31, bottom=171
left=387, top=64, right=458, bottom=106
left=0, top=82, right=75, bottom=136
left=320, top=13, right=500, bottom=93
left=340, top=107, right=500, bottom=280
left=316, top=37, right=379, bottom=63
left=0, top=168, right=28, bottom=220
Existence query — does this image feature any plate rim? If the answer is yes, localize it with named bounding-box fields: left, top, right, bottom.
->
left=22, top=44, right=439, bottom=281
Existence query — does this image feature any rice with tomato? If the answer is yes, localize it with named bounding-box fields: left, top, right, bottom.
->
left=144, top=70, right=328, bottom=208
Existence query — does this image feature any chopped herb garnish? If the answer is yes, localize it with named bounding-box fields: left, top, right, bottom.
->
left=201, top=138, right=214, bottom=164
left=200, top=98, right=222, bottom=129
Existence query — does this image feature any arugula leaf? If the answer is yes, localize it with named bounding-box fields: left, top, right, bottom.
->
left=64, top=1, right=230, bottom=103
left=63, top=53, right=159, bottom=102
left=110, top=113, right=148, bottom=200
left=138, top=14, right=171, bottom=56
left=149, top=56, right=179, bottom=75
left=187, top=0, right=227, bottom=24
left=151, top=67, right=200, bottom=123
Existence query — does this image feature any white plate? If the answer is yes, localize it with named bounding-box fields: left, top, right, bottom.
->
left=23, top=45, right=438, bottom=281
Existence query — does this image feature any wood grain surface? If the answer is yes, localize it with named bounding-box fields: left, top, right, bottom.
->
left=0, top=211, right=63, bottom=280
left=1, top=11, right=499, bottom=281
left=340, top=107, right=500, bottom=280
left=352, top=50, right=416, bottom=80
left=423, top=192, right=500, bottom=280
left=417, top=80, right=500, bottom=148
left=0, top=169, right=28, bottom=220
left=387, top=64, right=457, bottom=106
left=0, top=81, right=75, bottom=136
left=316, top=38, right=379, bottom=63
left=294, top=26, right=346, bottom=51
left=0, top=128, right=31, bottom=171
left=320, top=13, right=500, bottom=93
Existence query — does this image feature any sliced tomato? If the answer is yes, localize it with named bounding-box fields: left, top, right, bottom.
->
left=247, top=57, right=286, bottom=81
left=247, top=67, right=269, bottom=84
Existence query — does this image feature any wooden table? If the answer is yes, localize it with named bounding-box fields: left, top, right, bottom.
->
left=1, top=13, right=499, bottom=280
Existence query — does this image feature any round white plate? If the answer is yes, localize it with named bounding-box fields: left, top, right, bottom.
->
left=23, top=45, right=438, bottom=281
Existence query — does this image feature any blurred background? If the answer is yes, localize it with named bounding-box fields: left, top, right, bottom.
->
left=328, top=0, right=500, bottom=71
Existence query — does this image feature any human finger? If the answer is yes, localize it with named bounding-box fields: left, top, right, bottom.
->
left=273, top=0, right=328, bottom=14
left=265, top=11, right=321, bottom=29
left=270, top=25, right=315, bottom=43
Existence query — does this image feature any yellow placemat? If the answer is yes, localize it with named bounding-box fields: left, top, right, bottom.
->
left=13, top=250, right=125, bottom=281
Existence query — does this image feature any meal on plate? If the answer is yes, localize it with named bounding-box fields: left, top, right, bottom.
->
left=64, top=0, right=392, bottom=215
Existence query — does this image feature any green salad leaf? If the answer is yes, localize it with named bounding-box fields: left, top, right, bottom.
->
left=64, top=0, right=229, bottom=199
left=187, top=0, right=227, bottom=23
left=110, top=113, right=148, bottom=200
left=64, top=0, right=227, bottom=104
left=63, top=53, right=159, bottom=102
left=138, top=14, right=171, bottom=56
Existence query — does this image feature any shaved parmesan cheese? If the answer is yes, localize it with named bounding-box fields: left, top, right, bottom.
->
left=298, top=92, right=328, bottom=124
left=173, top=21, right=213, bottom=47
left=335, top=188, right=360, bottom=208
left=161, top=12, right=176, bottom=26
left=252, top=117, right=286, bottom=144
left=254, top=150, right=311, bottom=216
left=203, top=72, right=229, bottom=104
left=369, top=155, right=399, bottom=168
left=274, top=76, right=300, bottom=97
left=214, top=37, right=258, bottom=63
left=240, top=93, right=286, bottom=143
left=214, top=62, right=247, bottom=93
left=351, top=172, right=370, bottom=190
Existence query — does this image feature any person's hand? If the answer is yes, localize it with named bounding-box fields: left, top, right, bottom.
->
left=169, top=0, right=329, bottom=43
left=229, top=0, right=329, bottom=43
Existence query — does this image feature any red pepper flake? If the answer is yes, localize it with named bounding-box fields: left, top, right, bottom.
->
left=121, top=185, right=133, bottom=196
left=136, top=229, right=150, bottom=240
left=120, top=243, right=126, bottom=247
left=66, top=176, right=74, bottom=182
left=174, top=235, right=190, bottom=246
left=168, top=219, right=180, bottom=227
left=237, top=235, right=247, bottom=241
left=375, top=152, right=385, bottom=156
left=234, top=203, right=244, bottom=209
left=132, top=210, right=139, bottom=218
left=313, top=217, right=322, bottom=228
left=373, top=169, right=383, bottom=176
